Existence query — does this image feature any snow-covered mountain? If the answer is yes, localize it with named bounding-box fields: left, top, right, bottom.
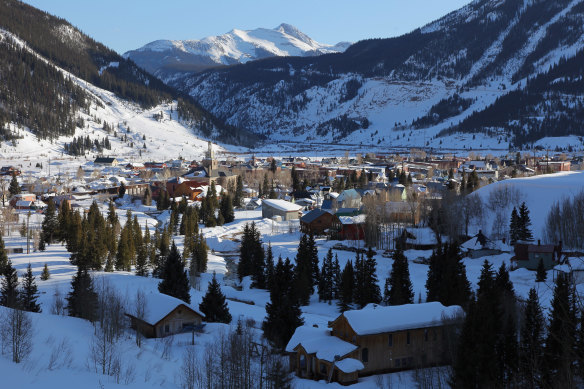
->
left=124, top=23, right=351, bottom=80
left=169, top=0, right=584, bottom=151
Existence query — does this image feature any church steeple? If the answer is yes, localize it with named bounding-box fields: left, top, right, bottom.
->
left=202, top=141, right=218, bottom=175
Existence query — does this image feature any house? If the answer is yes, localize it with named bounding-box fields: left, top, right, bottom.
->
left=300, top=209, right=338, bottom=235
left=94, top=157, right=119, bottom=167
left=336, top=189, right=362, bottom=209
left=166, top=177, right=204, bottom=200
left=0, top=166, right=21, bottom=176
left=9, top=193, right=36, bottom=208
left=334, top=215, right=366, bottom=241
left=125, top=292, right=205, bottom=338
left=512, top=240, right=562, bottom=270
left=553, top=257, right=584, bottom=284
left=262, top=199, right=302, bottom=221
left=461, top=230, right=504, bottom=259
left=286, top=302, right=463, bottom=385
left=246, top=198, right=262, bottom=210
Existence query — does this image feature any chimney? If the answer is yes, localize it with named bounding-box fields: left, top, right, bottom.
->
left=538, top=239, right=541, bottom=246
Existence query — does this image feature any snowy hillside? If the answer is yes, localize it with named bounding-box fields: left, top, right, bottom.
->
left=0, top=28, right=236, bottom=163
left=172, top=0, right=584, bottom=151
left=470, top=171, right=584, bottom=244
left=124, top=23, right=351, bottom=79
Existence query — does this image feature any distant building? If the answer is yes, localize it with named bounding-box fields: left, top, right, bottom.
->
left=300, top=209, right=338, bottom=235
left=513, top=240, right=563, bottom=270
left=262, top=199, right=302, bottom=221
left=0, top=166, right=21, bottom=176
left=94, top=157, right=119, bottom=167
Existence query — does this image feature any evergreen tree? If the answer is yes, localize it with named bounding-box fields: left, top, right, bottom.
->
left=135, top=245, right=149, bottom=277
left=509, top=207, right=520, bottom=245
left=158, top=242, right=191, bottom=304
left=383, top=249, right=414, bottom=306
left=0, top=261, right=19, bottom=308
left=425, top=242, right=471, bottom=307
left=190, top=233, right=208, bottom=275
left=262, top=257, right=303, bottom=350
left=519, top=288, right=545, bottom=388
left=219, top=194, right=235, bottom=223
left=318, top=248, right=334, bottom=303
left=8, top=173, right=20, bottom=196
left=332, top=255, right=341, bottom=299
left=40, top=263, right=50, bottom=280
left=0, top=234, right=8, bottom=275
left=143, top=185, right=152, bottom=206
left=294, top=234, right=314, bottom=305
left=536, top=258, right=547, bottom=282
left=266, top=359, right=292, bottom=389
left=41, top=199, right=58, bottom=244
left=199, top=273, right=232, bottom=323
left=337, top=260, right=354, bottom=312
left=517, top=202, right=534, bottom=242
left=233, top=175, right=244, bottom=208
left=544, top=272, right=577, bottom=387
left=265, top=244, right=275, bottom=291
left=66, top=267, right=98, bottom=322
left=21, top=263, right=40, bottom=312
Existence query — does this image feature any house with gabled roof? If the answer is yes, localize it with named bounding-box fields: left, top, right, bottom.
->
left=300, top=208, right=338, bottom=235
left=125, top=292, right=205, bottom=338
left=287, top=302, right=463, bottom=385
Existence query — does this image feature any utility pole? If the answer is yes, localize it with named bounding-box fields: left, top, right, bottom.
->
left=26, top=211, right=30, bottom=254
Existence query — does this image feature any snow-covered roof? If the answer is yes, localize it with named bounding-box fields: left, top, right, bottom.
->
left=335, top=358, right=364, bottom=373
left=341, top=302, right=463, bottom=335
left=262, top=199, right=302, bottom=212
left=128, top=291, right=205, bottom=325
left=338, top=214, right=366, bottom=225
left=285, top=326, right=358, bottom=362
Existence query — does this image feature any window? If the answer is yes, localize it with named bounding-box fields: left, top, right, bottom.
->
left=165, top=324, right=170, bottom=333
left=320, top=363, right=327, bottom=375
left=407, top=331, right=411, bottom=345
left=300, top=354, right=307, bottom=369
left=395, top=359, right=401, bottom=368
left=362, top=348, right=369, bottom=363
left=352, top=335, right=356, bottom=343
left=402, top=358, right=408, bottom=367
left=388, top=333, right=393, bottom=347
left=424, top=329, right=428, bottom=342
left=433, top=329, right=438, bottom=341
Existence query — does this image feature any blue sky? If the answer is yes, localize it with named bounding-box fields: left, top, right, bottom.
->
left=23, top=0, right=471, bottom=54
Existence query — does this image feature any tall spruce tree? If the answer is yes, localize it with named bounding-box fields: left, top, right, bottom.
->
left=190, top=233, right=209, bottom=275
left=294, top=234, right=314, bottom=305
left=517, top=202, right=534, bottom=242
left=318, top=248, right=334, bottom=303
left=337, top=260, right=354, bottom=312
left=262, top=257, right=303, bottom=350
left=41, top=199, right=58, bottom=244
left=519, top=288, right=545, bottom=388
left=0, top=234, right=8, bottom=274
left=40, top=263, right=50, bottom=280
left=265, top=244, right=275, bottom=291
left=21, top=263, right=40, bottom=312
left=8, top=173, right=20, bottom=196
left=544, top=272, right=577, bottom=387
left=66, top=267, right=98, bottom=322
left=158, top=242, right=191, bottom=304
left=332, top=255, right=341, bottom=300
left=383, top=249, right=414, bottom=306
left=199, top=273, right=232, bottom=323
left=0, top=260, right=19, bottom=308
left=536, top=258, right=547, bottom=282
left=219, top=194, right=235, bottom=223
left=425, top=242, right=471, bottom=307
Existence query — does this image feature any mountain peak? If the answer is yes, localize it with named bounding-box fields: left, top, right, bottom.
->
left=125, top=24, right=351, bottom=78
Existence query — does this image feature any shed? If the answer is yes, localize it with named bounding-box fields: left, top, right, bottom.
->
left=300, top=209, right=338, bottom=235
left=262, top=199, right=302, bottom=221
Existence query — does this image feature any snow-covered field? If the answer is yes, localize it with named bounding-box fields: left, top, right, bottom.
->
left=0, top=194, right=568, bottom=388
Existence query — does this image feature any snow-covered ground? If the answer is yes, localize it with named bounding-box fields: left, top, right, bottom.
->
left=0, top=190, right=569, bottom=388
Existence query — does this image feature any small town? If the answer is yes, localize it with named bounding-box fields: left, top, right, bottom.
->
left=3, top=0, right=584, bottom=388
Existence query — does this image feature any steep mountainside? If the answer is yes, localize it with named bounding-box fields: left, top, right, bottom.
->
left=172, top=0, right=584, bottom=150
left=124, top=23, right=350, bottom=81
left=0, top=0, right=256, bottom=148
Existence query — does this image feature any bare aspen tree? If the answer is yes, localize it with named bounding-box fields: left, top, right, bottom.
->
left=134, top=289, right=147, bottom=348
left=0, top=308, right=33, bottom=363
left=179, top=347, right=203, bottom=389
left=51, top=287, right=65, bottom=315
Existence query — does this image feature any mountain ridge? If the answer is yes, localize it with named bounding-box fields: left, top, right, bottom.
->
left=168, top=0, right=584, bottom=150
left=124, top=23, right=351, bottom=79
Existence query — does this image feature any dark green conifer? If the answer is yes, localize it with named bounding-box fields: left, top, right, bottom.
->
left=199, top=273, right=231, bottom=323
